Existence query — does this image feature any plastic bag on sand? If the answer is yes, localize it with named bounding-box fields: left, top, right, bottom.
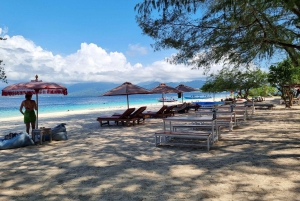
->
left=51, top=123, right=68, bottom=141
left=0, top=132, right=34, bottom=150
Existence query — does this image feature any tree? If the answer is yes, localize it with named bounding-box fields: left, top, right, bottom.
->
left=249, top=85, right=278, bottom=97
left=0, top=60, right=7, bottom=83
left=201, top=65, right=268, bottom=99
left=268, top=59, right=300, bottom=107
left=0, top=37, right=7, bottom=83
left=135, top=0, right=300, bottom=69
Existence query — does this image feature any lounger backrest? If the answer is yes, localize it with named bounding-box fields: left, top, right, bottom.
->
left=119, top=108, right=136, bottom=119
left=164, top=105, right=176, bottom=114
left=182, top=102, right=187, bottom=108
left=130, top=106, right=147, bottom=118
left=156, top=105, right=168, bottom=114
left=178, top=102, right=187, bottom=109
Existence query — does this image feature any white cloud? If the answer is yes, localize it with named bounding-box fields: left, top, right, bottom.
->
left=0, top=34, right=223, bottom=85
left=126, top=43, right=148, bottom=56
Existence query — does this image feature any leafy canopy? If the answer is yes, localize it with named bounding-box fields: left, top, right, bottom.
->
left=0, top=37, right=7, bottom=83
left=201, top=65, right=268, bottom=99
left=268, top=58, right=300, bottom=90
left=135, top=0, right=300, bottom=69
left=268, top=58, right=300, bottom=107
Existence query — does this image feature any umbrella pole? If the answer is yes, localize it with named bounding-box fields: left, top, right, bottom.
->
left=35, top=92, right=39, bottom=129
left=127, top=95, right=129, bottom=109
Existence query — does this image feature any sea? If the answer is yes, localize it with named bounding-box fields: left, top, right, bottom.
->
left=0, top=91, right=230, bottom=119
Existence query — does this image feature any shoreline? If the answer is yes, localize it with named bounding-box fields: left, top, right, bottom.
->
left=0, top=98, right=277, bottom=133
left=0, top=93, right=228, bottom=119
left=0, top=100, right=193, bottom=136
left=1, top=97, right=278, bottom=123
left=0, top=99, right=199, bottom=122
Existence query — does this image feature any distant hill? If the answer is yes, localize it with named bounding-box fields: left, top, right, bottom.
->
left=66, top=82, right=118, bottom=96
left=66, top=80, right=206, bottom=96
left=139, top=80, right=205, bottom=90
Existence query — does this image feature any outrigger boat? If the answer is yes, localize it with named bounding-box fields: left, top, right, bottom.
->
left=157, top=97, right=178, bottom=102
left=192, top=101, right=224, bottom=107
left=184, top=94, right=212, bottom=99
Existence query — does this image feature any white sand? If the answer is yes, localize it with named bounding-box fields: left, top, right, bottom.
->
left=0, top=98, right=300, bottom=201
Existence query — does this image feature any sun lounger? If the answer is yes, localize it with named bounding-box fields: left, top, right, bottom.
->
left=172, top=102, right=188, bottom=113
left=113, top=106, right=147, bottom=124
left=154, top=131, right=212, bottom=151
left=153, top=105, right=177, bottom=118
left=163, top=105, right=177, bottom=117
left=96, top=108, right=135, bottom=127
left=172, top=124, right=222, bottom=140
left=245, top=103, right=275, bottom=110
left=142, top=105, right=168, bottom=118
left=195, top=111, right=236, bottom=131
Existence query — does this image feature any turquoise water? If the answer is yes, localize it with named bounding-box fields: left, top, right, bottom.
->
left=0, top=92, right=228, bottom=118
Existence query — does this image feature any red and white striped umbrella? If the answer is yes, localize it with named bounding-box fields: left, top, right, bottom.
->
left=2, top=75, right=68, bottom=127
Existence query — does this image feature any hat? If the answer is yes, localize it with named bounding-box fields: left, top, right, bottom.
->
left=26, top=92, right=33, bottom=96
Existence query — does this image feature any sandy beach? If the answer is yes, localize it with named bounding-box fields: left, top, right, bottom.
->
left=0, top=98, right=300, bottom=201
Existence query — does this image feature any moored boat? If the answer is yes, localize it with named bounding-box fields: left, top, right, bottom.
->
left=157, top=97, right=178, bottom=102
left=184, top=95, right=212, bottom=99
left=192, top=101, right=224, bottom=107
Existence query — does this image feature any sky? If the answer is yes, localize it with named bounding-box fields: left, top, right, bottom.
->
left=0, top=0, right=228, bottom=87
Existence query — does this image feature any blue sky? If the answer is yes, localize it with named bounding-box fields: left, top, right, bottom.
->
left=1, top=0, right=172, bottom=64
left=0, top=1, right=225, bottom=86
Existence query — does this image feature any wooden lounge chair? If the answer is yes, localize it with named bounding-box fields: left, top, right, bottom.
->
left=113, top=106, right=147, bottom=124
left=163, top=105, right=177, bottom=117
left=132, top=106, right=148, bottom=124
left=142, top=105, right=168, bottom=118
left=185, top=103, right=200, bottom=112
left=172, top=102, right=188, bottom=113
left=96, top=108, right=135, bottom=127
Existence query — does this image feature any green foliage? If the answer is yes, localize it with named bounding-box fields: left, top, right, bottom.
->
left=249, top=85, right=277, bottom=97
left=0, top=60, right=7, bottom=83
left=200, top=65, right=268, bottom=98
left=135, top=0, right=300, bottom=69
left=268, top=58, right=300, bottom=107
left=268, top=59, right=300, bottom=89
left=0, top=37, right=7, bottom=83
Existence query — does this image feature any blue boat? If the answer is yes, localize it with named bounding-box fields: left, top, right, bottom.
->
left=184, top=95, right=212, bottom=99
left=192, top=101, right=224, bottom=107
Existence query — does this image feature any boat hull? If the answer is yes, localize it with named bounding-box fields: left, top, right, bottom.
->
left=192, top=101, right=224, bottom=106
left=157, top=96, right=178, bottom=102
left=184, top=95, right=212, bottom=99
left=158, top=99, right=177, bottom=102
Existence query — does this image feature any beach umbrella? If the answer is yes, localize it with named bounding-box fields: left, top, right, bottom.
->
left=101, top=82, right=152, bottom=108
left=1, top=75, right=68, bottom=128
left=150, top=83, right=181, bottom=105
left=175, top=84, right=198, bottom=103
